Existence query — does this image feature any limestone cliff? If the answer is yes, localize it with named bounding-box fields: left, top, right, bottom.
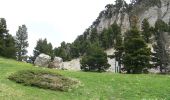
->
left=95, top=0, right=170, bottom=33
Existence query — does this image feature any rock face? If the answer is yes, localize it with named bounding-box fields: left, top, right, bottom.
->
left=105, top=48, right=116, bottom=72
left=96, top=0, right=170, bottom=34
left=48, top=57, right=63, bottom=69
left=62, top=59, right=81, bottom=71
left=34, top=54, right=51, bottom=67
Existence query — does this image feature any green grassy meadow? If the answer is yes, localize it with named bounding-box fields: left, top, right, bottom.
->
left=0, top=57, right=170, bottom=100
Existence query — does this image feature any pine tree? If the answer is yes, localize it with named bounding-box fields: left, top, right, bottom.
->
left=113, top=23, right=123, bottom=73
left=141, top=18, right=152, bottom=43
left=107, top=27, right=114, bottom=47
left=54, top=41, right=71, bottom=61
left=0, top=18, right=9, bottom=56
left=33, top=38, right=53, bottom=61
left=80, top=43, right=110, bottom=72
left=123, top=27, right=151, bottom=74
left=3, top=34, right=16, bottom=58
left=90, top=28, right=98, bottom=43
left=99, top=29, right=110, bottom=49
left=15, top=25, right=29, bottom=61
left=154, top=19, right=169, bottom=72
left=0, top=18, right=16, bottom=58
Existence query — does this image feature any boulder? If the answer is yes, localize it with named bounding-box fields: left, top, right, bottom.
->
left=148, top=68, right=160, bottom=74
left=34, top=53, right=51, bottom=67
left=62, top=58, right=80, bottom=70
left=48, top=57, right=63, bottom=69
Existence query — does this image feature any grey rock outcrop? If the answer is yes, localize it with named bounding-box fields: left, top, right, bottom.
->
left=62, top=58, right=81, bottom=71
left=34, top=54, right=64, bottom=69
left=34, top=53, right=51, bottom=67
left=96, top=0, right=170, bottom=34
left=48, top=57, right=63, bottom=69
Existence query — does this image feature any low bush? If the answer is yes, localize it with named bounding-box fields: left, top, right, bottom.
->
left=8, top=70, right=81, bottom=91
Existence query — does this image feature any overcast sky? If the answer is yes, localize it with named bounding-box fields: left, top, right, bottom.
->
left=0, top=0, right=130, bottom=55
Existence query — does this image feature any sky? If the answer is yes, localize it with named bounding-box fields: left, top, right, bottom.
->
left=0, top=0, right=130, bottom=55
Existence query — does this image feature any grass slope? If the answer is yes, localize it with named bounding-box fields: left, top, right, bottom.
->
left=0, top=57, right=170, bottom=100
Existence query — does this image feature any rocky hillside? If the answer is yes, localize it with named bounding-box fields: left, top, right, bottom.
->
left=87, top=0, right=170, bottom=69
left=53, top=0, right=170, bottom=72
left=95, top=0, right=170, bottom=33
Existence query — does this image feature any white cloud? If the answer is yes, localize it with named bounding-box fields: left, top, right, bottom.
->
left=0, top=0, right=131, bottom=55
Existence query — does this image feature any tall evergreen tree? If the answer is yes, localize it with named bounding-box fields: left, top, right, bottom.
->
left=154, top=19, right=169, bottom=72
left=3, top=34, right=16, bottom=58
left=54, top=41, right=71, bottom=61
left=123, top=27, right=151, bottom=74
left=33, top=38, right=53, bottom=61
left=99, top=29, right=109, bottom=49
left=15, top=25, right=29, bottom=61
left=0, top=18, right=9, bottom=56
left=113, top=23, right=123, bottom=73
left=0, top=18, right=16, bottom=58
left=90, top=28, right=98, bottom=43
left=80, top=43, right=110, bottom=72
left=141, top=18, right=152, bottom=43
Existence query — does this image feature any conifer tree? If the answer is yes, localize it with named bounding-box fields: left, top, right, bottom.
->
left=113, top=23, right=123, bottom=73
left=123, top=27, right=151, bottom=74
left=3, top=34, right=16, bottom=58
left=141, top=18, right=152, bottom=43
left=33, top=38, right=53, bottom=61
left=0, top=18, right=16, bottom=58
left=80, top=43, right=110, bottom=72
left=154, top=19, right=169, bottom=72
left=15, top=25, right=29, bottom=61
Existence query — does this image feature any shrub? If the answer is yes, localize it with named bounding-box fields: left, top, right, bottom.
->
left=8, top=70, right=81, bottom=91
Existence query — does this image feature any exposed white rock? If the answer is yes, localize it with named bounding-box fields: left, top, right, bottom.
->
left=96, top=0, right=170, bottom=34
left=34, top=53, right=51, bottom=67
left=105, top=48, right=115, bottom=55
left=62, top=58, right=81, bottom=71
left=107, top=58, right=116, bottom=72
left=137, top=0, right=170, bottom=29
left=148, top=68, right=161, bottom=74
left=48, top=57, right=63, bottom=69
